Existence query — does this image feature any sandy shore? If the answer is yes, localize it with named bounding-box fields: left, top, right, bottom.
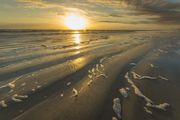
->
left=13, top=43, right=153, bottom=120
left=0, top=30, right=180, bottom=120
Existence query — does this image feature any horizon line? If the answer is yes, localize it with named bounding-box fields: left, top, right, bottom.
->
left=0, top=28, right=178, bottom=31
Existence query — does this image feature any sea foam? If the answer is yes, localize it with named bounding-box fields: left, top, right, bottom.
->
left=12, top=94, right=28, bottom=102
left=119, top=88, right=128, bottom=98
left=72, top=88, right=78, bottom=97
left=113, top=98, right=121, bottom=119
left=0, top=100, right=7, bottom=108
left=125, top=72, right=170, bottom=111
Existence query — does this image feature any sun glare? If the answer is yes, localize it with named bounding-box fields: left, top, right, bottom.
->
left=64, top=14, right=87, bottom=30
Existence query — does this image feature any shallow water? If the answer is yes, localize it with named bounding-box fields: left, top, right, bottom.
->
left=0, top=30, right=180, bottom=120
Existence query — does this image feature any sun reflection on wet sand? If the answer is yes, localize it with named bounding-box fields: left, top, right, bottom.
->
left=75, top=46, right=81, bottom=50
left=70, top=57, right=89, bottom=71
left=72, top=33, right=81, bottom=44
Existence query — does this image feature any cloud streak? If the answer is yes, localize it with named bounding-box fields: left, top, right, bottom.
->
left=16, top=0, right=180, bottom=24
left=119, top=0, right=180, bottom=23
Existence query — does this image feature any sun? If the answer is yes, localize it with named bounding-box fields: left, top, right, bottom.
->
left=64, top=14, right=87, bottom=30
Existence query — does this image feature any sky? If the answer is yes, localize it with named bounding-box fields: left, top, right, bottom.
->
left=0, top=0, right=180, bottom=30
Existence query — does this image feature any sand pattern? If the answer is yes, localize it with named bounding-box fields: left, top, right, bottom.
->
left=0, top=30, right=180, bottom=120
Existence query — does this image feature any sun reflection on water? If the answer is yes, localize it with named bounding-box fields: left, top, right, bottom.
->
left=72, top=32, right=81, bottom=44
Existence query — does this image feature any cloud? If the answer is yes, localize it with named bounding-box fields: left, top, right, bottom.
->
left=16, top=0, right=180, bottom=24
left=120, top=0, right=180, bottom=23
left=89, top=0, right=180, bottom=24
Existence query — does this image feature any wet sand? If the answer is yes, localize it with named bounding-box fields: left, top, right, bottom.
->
left=0, top=30, right=180, bottom=120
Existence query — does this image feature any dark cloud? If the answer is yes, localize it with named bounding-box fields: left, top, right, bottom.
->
left=89, top=0, right=180, bottom=24
left=113, top=0, right=180, bottom=24
left=98, top=19, right=156, bottom=24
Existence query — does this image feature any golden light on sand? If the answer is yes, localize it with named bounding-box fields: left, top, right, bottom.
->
left=64, top=14, right=87, bottom=30
left=73, top=33, right=81, bottom=44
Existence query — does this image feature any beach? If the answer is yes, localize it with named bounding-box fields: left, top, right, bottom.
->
left=0, top=30, right=180, bottom=120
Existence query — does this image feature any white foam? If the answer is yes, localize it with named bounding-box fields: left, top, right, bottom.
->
left=0, top=82, right=15, bottom=89
left=126, top=87, right=130, bottom=91
left=72, top=88, right=78, bottom=97
left=150, top=64, right=159, bottom=68
left=21, top=82, right=26, bottom=86
left=12, top=94, right=22, bottom=102
left=96, top=66, right=103, bottom=73
left=132, top=72, right=168, bottom=81
left=131, top=72, right=157, bottom=80
left=131, top=72, right=141, bottom=79
left=100, top=63, right=105, bottom=69
left=8, top=83, right=15, bottom=89
left=144, top=107, right=152, bottom=114
left=125, top=72, right=153, bottom=104
left=88, top=70, right=91, bottom=73
left=100, top=56, right=107, bottom=63
left=112, top=117, right=118, bottom=120
left=91, top=68, right=95, bottom=75
left=146, top=102, right=170, bottom=111
left=88, top=74, right=93, bottom=79
left=129, top=63, right=137, bottom=66
left=96, top=73, right=108, bottom=78
left=125, top=72, right=170, bottom=111
left=0, top=100, right=7, bottom=108
left=87, top=80, right=93, bottom=86
left=66, top=82, right=71, bottom=86
left=100, top=64, right=104, bottom=68
left=140, top=76, right=157, bottom=80
left=119, top=88, right=128, bottom=98
left=113, top=98, right=121, bottom=119
left=37, top=85, right=41, bottom=89
left=9, top=89, right=14, bottom=93
left=96, top=64, right=107, bottom=78
left=96, top=64, right=103, bottom=73
left=12, top=94, right=28, bottom=102
left=88, top=63, right=107, bottom=81
left=158, top=75, right=168, bottom=81
left=32, top=88, right=36, bottom=92
left=96, top=64, right=99, bottom=70
left=0, top=76, right=23, bottom=89
left=31, top=73, right=35, bottom=77
left=18, top=94, right=28, bottom=99
left=12, top=97, right=22, bottom=102
left=60, top=93, right=64, bottom=97
left=157, top=49, right=168, bottom=53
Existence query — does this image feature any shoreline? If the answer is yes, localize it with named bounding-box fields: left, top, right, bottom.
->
left=0, top=30, right=180, bottom=120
